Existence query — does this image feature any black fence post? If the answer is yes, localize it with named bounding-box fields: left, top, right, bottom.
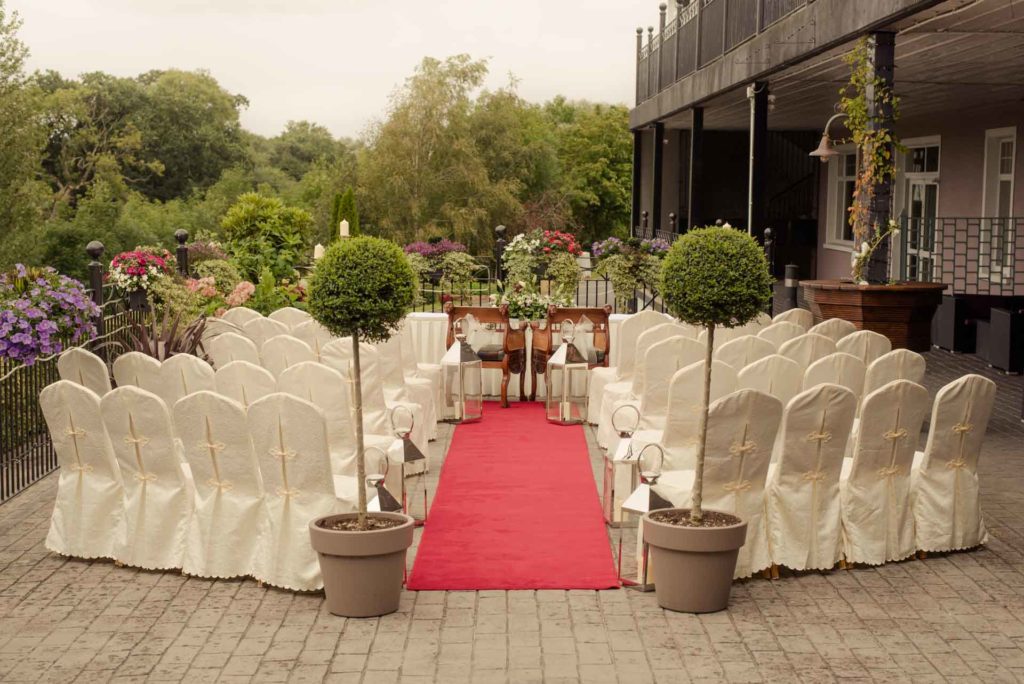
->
left=783, top=264, right=799, bottom=313
left=86, top=240, right=106, bottom=341
left=174, top=229, right=189, bottom=277
left=641, top=211, right=649, bottom=238
left=668, top=212, right=677, bottom=236
left=494, top=225, right=507, bottom=282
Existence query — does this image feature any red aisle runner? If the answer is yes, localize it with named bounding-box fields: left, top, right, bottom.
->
left=407, top=401, right=619, bottom=590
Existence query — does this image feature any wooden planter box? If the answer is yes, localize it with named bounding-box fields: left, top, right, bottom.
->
left=801, top=280, right=947, bottom=352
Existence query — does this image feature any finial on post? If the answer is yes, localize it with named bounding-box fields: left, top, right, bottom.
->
left=86, top=241, right=105, bottom=262
left=174, top=229, right=188, bottom=245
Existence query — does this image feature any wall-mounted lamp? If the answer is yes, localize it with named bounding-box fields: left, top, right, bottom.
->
left=809, top=112, right=849, bottom=162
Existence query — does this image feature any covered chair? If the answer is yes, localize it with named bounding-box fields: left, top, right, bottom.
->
left=112, top=351, right=162, bottom=394
left=531, top=305, right=612, bottom=401
left=757, top=321, right=805, bottom=350
left=912, top=374, right=996, bottom=552
left=242, top=317, right=290, bottom=350
left=444, top=302, right=528, bottom=407
left=736, top=354, right=803, bottom=408
left=57, top=347, right=111, bottom=397
left=587, top=310, right=669, bottom=423
left=609, top=336, right=705, bottom=433
left=714, top=334, right=776, bottom=371
left=268, top=306, right=311, bottom=330
left=160, top=353, right=216, bottom=408
left=864, top=349, right=926, bottom=397
left=837, top=329, right=892, bottom=365
left=206, top=332, right=260, bottom=369
left=653, top=389, right=784, bottom=578
left=247, top=393, right=368, bottom=591
left=772, top=308, right=813, bottom=330
left=803, top=352, right=866, bottom=399
left=293, top=319, right=335, bottom=361
left=173, top=391, right=266, bottom=579
left=779, top=333, right=837, bottom=369
left=809, top=318, right=858, bottom=343
left=840, top=379, right=929, bottom=565
left=399, top=321, right=443, bottom=418
left=260, top=334, right=315, bottom=378
left=100, top=386, right=194, bottom=570
left=766, top=384, right=857, bottom=571
left=219, top=306, right=262, bottom=327
left=40, top=381, right=126, bottom=560
left=214, top=360, right=276, bottom=409
left=377, top=335, right=437, bottom=441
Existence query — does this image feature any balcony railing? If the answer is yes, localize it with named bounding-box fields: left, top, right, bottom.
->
left=636, top=0, right=805, bottom=104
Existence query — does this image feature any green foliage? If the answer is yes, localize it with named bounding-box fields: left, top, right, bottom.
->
left=245, top=267, right=303, bottom=315
left=148, top=275, right=203, bottom=322
left=220, top=192, right=313, bottom=280
left=194, top=259, right=241, bottom=295
left=404, top=252, right=430, bottom=305
left=335, top=187, right=360, bottom=238
left=308, top=236, right=415, bottom=342
left=546, top=251, right=581, bottom=302
left=659, top=227, right=773, bottom=329
left=596, top=252, right=662, bottom=310
left=269, top=120, right=347, bottom=180
left=438, top=251, right=484, bottom=294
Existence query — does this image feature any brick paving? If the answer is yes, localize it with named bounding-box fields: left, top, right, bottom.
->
left=1, top=352, right=1023, bottom=683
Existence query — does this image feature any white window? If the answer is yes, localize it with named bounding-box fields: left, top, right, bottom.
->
left=981, top=127, right=1016, bottom=281
left=899, top=137, right=941, bottom=282
left=825, top=146, right=857, bottom=250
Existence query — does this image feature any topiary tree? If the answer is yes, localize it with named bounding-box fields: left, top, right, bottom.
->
left=659, top=227, right=773, bottom=523
left=307, top=236, right=416, bottom=528
left=335, top=187, right=360, bottom=238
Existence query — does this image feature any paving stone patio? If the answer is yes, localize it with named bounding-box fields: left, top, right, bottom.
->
left=1, top=351, right=1023, bottom=683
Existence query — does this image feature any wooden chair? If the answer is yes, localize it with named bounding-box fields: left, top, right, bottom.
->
left=531, top=305, right=612, bottom=402
left=444, top=302, right=527, bottom=407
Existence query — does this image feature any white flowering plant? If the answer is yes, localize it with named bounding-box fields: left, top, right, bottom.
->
left=490, top=279, right=568, bottom=321
left=851, top=219, right=900, bottom=284
left=108, top=249, right=174, bottom=293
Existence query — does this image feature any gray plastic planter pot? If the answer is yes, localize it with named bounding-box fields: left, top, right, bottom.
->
left=642, top=508, right=747, bottom=613
left=309, top=512, right=414, bottom=618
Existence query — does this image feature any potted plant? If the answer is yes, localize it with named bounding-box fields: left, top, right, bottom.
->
left=306, top=236, right=417, bottom=617
left=592, top=237, right=669, bottom=312
left=109, top=248, right=174, bottom=311
left=645, top=226, right=774, bottom=613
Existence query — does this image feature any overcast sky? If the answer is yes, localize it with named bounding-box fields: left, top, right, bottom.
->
left=10, top=0, right=655, bottom=139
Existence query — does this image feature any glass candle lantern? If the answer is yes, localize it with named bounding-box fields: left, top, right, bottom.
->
left=545, top=321, right=589, bottom=425
left=441, top=317, right=483, bottom=423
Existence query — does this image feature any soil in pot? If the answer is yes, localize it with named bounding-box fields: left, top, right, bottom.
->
left=643, top=508, right=747, bottom=614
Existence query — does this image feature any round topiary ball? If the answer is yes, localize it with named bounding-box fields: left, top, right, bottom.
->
left=308, top=236, right=417, bottom=342
left=659, top=226, right=774, bottom=329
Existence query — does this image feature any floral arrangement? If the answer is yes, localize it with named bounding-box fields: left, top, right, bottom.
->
left=403, top=238, right=467, bottom=260
left=538, top=229, right=582, bottom=256
left=852, top=219, right=900, bottom=284
left=592, top=236, right=670, bottom=261
left=594, top=237, right=668, bottom=309
left=109, top=249, right=173, bottom=293
left=0, top=265, right=100, bottom=365
left=491, top=280, right=567, bottom=321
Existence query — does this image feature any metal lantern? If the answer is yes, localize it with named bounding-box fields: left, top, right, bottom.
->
left=389, top=406, right=428, bottom=525
left=441, top=317, right=483, bottom=423
left=619, top=444, right=669, bottom=591
left=545, top=320, right=590, bottom=425
left=365, top=446, right=402, bottom=513
left=602, top=404, right=641, bottom=526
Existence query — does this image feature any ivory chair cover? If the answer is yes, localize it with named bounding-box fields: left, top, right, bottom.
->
left=715, top=335, right=776, bottom=371
left=112, top=352, right=162, bottom=394
left=292, top=319, right=335, bottom=361
left=597, top=323, right=690, bottom=448
left=247, top=393, right=364, bottom=591
left=206, top=332, right=260, bottom=369
left=377, top=335, right=438, bottom=440
left=779, top=333, right=837, bottom=369
left=773, top=308, right=813, bottom=330
left=757, top=321, right=805, bottom=350
left=864, top=349, right=926, bottom=397
left=40, top=381, right=126, bottom=560
left=607, top=336, right=704, bottom=435
left=747, top=312, right=774, bottom=331
left=214, top=360, right=276, bottom=409
left=277, top=362, right=401, bottom=477
left=202, top=316, right=241, bottom=342
left=220, top=306, right=262, bottom=327
left=837, top=329, right=892, bottom=365
left=173, top=391, right=266, bottom=579
left=260, top=335, right=315, bottom=378
left=101, top=386, right=193, bottom=570
left=242, top=317, right=290, bottom=350
left=399, top=321, right=443, bottom=416
left=840, top=380, right=929, bottom=564
left=268, top=306, right=311, bottom=330
left=736, top=354, right=803, bottom=408
left=697, top=326, right=748, bottom=351
left=57, top=347, right=111, bottom=397
left=766, top=384, right=856, bottom=571
left=160, top=354, right=216, bottom=408
left=587, top=311, right=669, bottom=423
left=653, top=389, right=783, bottom=577
left=808, top=318, right=858, bottom=343
left=912, top=374, right=996, bottom=552
left=803, top=352, right=866, bottom=398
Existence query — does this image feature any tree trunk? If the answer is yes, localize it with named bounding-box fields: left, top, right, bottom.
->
left=691, top=324, right=715, bottom=524
left=351, top=335, right=368, bottom=529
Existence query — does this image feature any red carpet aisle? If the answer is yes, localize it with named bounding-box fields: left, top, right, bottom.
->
left=407, top=401, right=619, bottom=590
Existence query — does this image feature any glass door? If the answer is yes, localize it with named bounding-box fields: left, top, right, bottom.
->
left=905, top=180, right=938, bottom=281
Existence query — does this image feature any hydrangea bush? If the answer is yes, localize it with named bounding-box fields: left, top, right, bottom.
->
left=109, top=249, right=173, bottom=292
left=0, top=265, right=100, bottom=365
left=403, top=239, right=467, bottom=260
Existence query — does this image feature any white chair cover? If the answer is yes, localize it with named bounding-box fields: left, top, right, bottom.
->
left=377, top=335, right=438, bottom=441
left=803, top=352, right=866, bottom=398
left=864, top=349, right=926, bottom=397
left=757, top=321, right=805, bottom=350
left=243, top=317, right=290, bottom=350
left=840, top=380, right=929, bottom=565
left=399, top=320, right=443, bottom=418
left=912, top=374, right=996, bottom=552
left=100, top=386, right=193, bottom=570
left=836, top=329, right=892, bottom=365
left=206, top=332, right=260, bottom=369
left=160, top=354, right=216, bottom=408
left=607, top=336, right=704, bottom=435
left=268, top=306, right=311, bottom=330
left=57, top=347, right=111, bottom=397
left=772, top=308, right=813, bottom=330
left=587, top=311, right=669, bottom=423
left=736, top=354, right=803, bottom=408
left=220, top=307, right=262, bottom=327
left=260, top=334, right=315, bottom=378
left=293, top=319, right=335, bottom=361
left=214, top=360, right=277, bottom=409
left=766, top=384, right=856, bottom=571
left=779, top=333, right=837, bottom=369
left=697, top=326, right=747, bottom=351
left=808, top=318, right=858, bottom=343
left=112, top=352, right=162, bottom=395
left=714, top=335, right=776, bottom=371
left=247, top=393, right=359, bottom=591
left=653, top=389, right=783, bottom=578
left=173, top=391, right=266, bottom=579
left=40, top=381, right=125, bottom=560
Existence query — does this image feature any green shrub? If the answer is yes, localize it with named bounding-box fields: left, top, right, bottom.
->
left=194, top=259, right=242, bottom=296
left=220, top=192, right=313, bottom=281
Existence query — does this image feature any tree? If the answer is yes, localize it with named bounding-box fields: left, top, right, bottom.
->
left=220, top=192, right=314, bottom=280
left=335, top=187, right=360, bottom=238
left=270, top=120, right=348, bottom=180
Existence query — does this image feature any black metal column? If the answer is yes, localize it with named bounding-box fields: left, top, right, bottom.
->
left=866, top=32, right=896, bottom=284
left=632, top=129, right=643, bottom=234
left=652, top=122, right=665, bottom=235
left=687, top=107, right=704, bottom=230
left=750, top=82, right=769, bottom=240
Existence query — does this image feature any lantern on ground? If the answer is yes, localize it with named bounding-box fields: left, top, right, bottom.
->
left=365, top=446, right=402, bottom=513
left=545, top=320, right=590, bottom=425
left=619, top=444, right=668, bottom=591
left=441, top=317, right=483, bottom=423
left=602, top=404, right=641, bottom=526
left=389, top=406, right=428, bottom=525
